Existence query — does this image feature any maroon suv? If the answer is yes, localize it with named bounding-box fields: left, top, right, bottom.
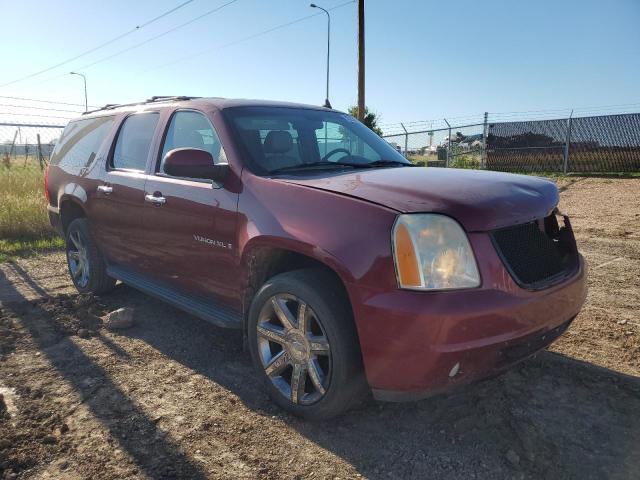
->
left=45, top=96, right=587, bottom=419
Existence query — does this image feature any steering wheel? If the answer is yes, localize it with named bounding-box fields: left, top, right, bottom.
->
left=322, top=148, right=351, bottom=162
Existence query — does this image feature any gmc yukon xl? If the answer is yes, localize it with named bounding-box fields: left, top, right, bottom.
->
left=45, top=96, right=587, bottom=419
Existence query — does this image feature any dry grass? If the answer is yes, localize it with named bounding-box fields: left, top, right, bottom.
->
left=0, top=161, right=63, bottom=261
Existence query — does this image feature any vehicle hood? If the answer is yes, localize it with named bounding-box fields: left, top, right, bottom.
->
left=278, top=167, right=559, bottom=232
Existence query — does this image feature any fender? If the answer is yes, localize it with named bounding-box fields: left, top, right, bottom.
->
left=239, top=234, right=356, bottom=287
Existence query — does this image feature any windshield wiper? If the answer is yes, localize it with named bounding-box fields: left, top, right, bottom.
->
left=269, top=161, right=357, bottom=173
left=269, top=159, right=411, bottom=174
left=366, top=160, right=413, bottom=167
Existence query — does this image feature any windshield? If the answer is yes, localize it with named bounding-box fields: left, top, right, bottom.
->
left=226, top=106, right=411, bottom=174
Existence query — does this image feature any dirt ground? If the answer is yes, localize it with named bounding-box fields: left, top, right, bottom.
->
left=1, top=177, right=639, bottom=480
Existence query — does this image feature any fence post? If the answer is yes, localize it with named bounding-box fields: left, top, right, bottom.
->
left=444, top=118, right=451, bottom=167
left=481, top=111, right=488, bottom=169
left=400, top=122, right=408, bottom=157
left=562, top=110, right=573, bottom=174
left=37, top=134, right=44, bottom=170
left=7, top=130, right=18, bottom=166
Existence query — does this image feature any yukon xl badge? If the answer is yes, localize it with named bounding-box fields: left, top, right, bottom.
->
left=193, top=234, right=232, bottom=250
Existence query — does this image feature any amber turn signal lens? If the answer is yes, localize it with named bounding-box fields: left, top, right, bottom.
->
left=394, top=222, right=421, bottom=287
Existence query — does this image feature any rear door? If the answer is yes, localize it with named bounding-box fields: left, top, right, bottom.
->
left=90, top=112, right=161, bottom=268
left=142, top=109, right=240, bottom=307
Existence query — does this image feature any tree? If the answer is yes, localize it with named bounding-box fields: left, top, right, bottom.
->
left=347, top=105, right=383, bottom=136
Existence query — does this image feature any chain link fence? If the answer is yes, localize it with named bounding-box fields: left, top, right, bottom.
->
left=0, top=122, right=64, bottom=169
left=383, top=112, right=640, bottom=173
left=2, top=113, right=639, bottom=174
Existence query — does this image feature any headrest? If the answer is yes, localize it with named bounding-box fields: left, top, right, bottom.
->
left=263, top=131, right=293, bottom=154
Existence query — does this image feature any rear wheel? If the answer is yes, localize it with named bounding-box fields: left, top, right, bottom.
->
left=65, top=218, right=115, bottom=295
left=248, top=269, right=367, bottom=420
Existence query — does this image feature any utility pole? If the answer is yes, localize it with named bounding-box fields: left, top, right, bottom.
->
left=357, top=0, right=365, bottom=121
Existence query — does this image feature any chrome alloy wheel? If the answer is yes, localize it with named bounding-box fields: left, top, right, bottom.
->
left=257, top=294, right=332, bottom=405
left=67, top=230, right=90, bottom=288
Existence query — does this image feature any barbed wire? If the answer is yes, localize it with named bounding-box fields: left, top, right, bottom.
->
left=380, top=102, right=640, bottom=134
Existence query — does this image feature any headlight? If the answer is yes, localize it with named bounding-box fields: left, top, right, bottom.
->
left=392, top=214, right=480, bottom=290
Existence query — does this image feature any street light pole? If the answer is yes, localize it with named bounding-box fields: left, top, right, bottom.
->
left=310, top=4, right=331, bottom=108
left=357, top=0, right=365, bottom=121
left=69, top=71, right=88, bottom=112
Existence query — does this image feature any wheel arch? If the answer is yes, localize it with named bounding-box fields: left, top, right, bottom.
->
left=240, top=237, right=356, bottom=335
left=58, top=195, right=87, bottom=234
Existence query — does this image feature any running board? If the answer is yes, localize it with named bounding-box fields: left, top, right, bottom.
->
left=107, top=265, right=242, bottom=329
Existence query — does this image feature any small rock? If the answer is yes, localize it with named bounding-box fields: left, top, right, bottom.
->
left=60, top=423, right=69, bottom=434
left=42, top=435, right=57, bottom=445
left=103, top=307, right=134, bottom=330
left=506, top=449, right=520, bottom=467
left=77, top=328, right=90, bottom=339
left=617, top=319, right=628, bottom=325
left=58, top=460, right=70, bottom=470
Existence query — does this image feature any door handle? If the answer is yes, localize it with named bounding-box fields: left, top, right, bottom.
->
left=97, top=185, right=113, bottom=195
left=145, top=193, right=166, bottom=205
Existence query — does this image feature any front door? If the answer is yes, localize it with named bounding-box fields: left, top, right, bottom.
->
left=90, top=112, right=160, bottom=268
left=142, top=109, right=240, bottom=308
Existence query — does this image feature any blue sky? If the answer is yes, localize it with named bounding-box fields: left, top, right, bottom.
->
left=1, top=0, right=639, bottom=130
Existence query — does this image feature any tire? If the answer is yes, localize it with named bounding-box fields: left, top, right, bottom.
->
left=65, top=218, right=115, bottom=295
left=248, top=269, right=367, bottom=420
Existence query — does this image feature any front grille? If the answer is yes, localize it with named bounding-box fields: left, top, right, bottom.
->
left=491, top=213, right=578, bottom=289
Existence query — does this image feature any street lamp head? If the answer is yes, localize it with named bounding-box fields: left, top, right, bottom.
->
left=310, top=3, right=317, bottom=7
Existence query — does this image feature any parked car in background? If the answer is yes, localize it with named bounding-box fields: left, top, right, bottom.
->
left=45, top=96, right=587, bottom=419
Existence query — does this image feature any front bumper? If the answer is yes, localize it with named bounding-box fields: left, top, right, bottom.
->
left=350, top=254, right=587, bottom=401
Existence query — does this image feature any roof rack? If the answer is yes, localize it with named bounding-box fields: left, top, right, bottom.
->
left=83, top=96, right=200, bottom=115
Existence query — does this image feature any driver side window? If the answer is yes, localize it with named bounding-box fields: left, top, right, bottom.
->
left=315, top=121, right=381, bottom=162
left=159, top=110, right=226, bottom=173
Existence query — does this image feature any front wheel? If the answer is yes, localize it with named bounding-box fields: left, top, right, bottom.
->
left=248, top=269, right=367, bottom=420
left=65, top=218, right=115, bottom=295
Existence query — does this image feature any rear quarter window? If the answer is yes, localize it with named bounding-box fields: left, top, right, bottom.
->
left=49, top=116, right=115, bottom=171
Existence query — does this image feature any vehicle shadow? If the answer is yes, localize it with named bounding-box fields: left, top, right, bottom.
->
left=108, top=285, right=640, bottom=479
left=0, top=268, right=209, bottom=479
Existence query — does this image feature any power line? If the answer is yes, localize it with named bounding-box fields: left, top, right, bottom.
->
left=0, top=95, right=97, bottom=108
left=67, top=0, right=240, bottom=74
left=145, top=0, right=355, bottom=73
left=0, top=0, right=196, bottom=89
left=0, top=103, right=83, bottom=114
left=0, top=112, right=74, bottom=120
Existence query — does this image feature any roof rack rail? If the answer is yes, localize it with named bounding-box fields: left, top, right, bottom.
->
left=83, top=96, right=200, bottom=115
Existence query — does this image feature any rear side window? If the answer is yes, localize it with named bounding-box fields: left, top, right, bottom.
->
left=50, top=116, right=114, bottom=170
left=111, top=113, right=159, bottom=171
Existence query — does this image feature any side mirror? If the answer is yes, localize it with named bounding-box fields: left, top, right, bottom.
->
left=163, top=148, right=228, bottom=182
